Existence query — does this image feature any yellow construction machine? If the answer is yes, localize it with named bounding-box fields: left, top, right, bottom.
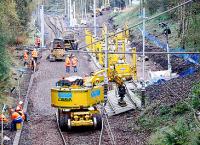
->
left=84, top=68, right=127, bottom=106
left=49, top=38, right=66, bottom=62
left=51, top=76, right=104, bottom=131
left=51, top=67, right=127, bottom=131
left=63, top=31, right=78, bottom=50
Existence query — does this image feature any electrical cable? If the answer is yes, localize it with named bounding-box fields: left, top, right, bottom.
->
left=77, top=0, right=193, bottom=50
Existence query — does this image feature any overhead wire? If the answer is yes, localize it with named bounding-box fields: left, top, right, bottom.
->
left=67, top=50, right=200, bottom=55
left=77, top=0, right=193, bottom=50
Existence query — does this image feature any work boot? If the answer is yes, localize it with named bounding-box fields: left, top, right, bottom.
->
left=118, top=98, right=127, bottom=107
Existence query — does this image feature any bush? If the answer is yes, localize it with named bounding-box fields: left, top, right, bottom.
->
left=149, top=118, right=192, bottom=145
left=159, top=105, right=171, bottom=115
left=191, top=83, right=200, bottom=109
left=172, top=102, right=190, bottom=115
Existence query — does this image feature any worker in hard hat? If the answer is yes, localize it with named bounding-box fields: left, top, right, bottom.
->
left=71, top=55, right=78, bottom=72
left=118, top=57, right=124, bottom=64
left=32, top=48, right=38, bottom=63
left=0, top=114, right=8, bottom=123
left=35, top=36, right=41, bottom=48
left=118, top=84, right=127, bottom=107
left=23, top=50, right=29, bottom=67
left=15, top=101, right=29, bottom=122
left=30, top=57, right=36, bottom=71
left=65, top=55, right=71, bottom=73
left=9, top=108, right=23, bottom=131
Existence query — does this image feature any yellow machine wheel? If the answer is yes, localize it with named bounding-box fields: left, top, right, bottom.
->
left=92, top=114, right=102, bottom=130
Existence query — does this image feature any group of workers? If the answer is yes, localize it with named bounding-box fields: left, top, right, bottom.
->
left=65, top=54, right=78, bottom=73
left=23, top=48, right=39, bottom=71
left=0, top=101, right=29, bottom=131
left=23, top=35, right=40, bottom=70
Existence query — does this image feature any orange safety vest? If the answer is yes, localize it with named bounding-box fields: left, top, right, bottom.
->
left=32, top=50, right=38, bottom=58
left=11, top=112, right=21, bottom=120
left=0, top=114, right=8, bottom=123
left=72, top=57, right=78, bottom=67
left=65, top=58, right=71, bottom=66
left=24, top=52, right=28, bottom=60
left=17, top=111, right=25, bottom=120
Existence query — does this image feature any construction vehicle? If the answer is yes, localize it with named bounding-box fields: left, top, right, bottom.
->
left=49, top=38, right=66, bottom=62
left=91, top=8, right=103, bottom=17
left=63, top=32, right=78, bottom=50
left=84, top=68, right=127, bottom=106
left=51, top=67, right=128, bottom=131
left=51, top=76, right=104, bottom=131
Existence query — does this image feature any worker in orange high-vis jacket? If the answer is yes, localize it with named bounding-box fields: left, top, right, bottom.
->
left=65, top=55, right=71, bottom=73
left=9, top=108, right=23, bottom=131
left=23, top=50, right=29, bottom=66
left=15, top=101, right=29, bottom=122
left=0, top=114, right=8, bottom=123
left=71, top=55, right=78, bottom=72
left=32, top=48, right=38, bottom=63
left=35, top=36, right=41, bottom=48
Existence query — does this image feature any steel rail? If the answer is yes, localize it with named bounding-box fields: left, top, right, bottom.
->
left=53, top=17, right=63, bottom=35
left=45, top=17, right=57, bottom=36
left=55, top=113, right=68, bottom=145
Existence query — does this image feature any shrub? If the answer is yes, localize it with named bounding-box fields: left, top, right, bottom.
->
left=172, top=102, right=190, bottom=115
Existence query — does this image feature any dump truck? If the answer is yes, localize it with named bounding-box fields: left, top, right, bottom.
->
left=49, top=38, right=66, bottom=62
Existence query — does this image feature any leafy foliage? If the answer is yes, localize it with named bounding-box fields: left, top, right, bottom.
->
left=146, top=0, right=200, bottom=50
left=143, top=82, right=200, bottom=144
left=0, top=0, right=33, bottom=97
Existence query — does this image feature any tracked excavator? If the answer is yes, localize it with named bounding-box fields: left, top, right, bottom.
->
left=51, top=68, right=127, bottom=131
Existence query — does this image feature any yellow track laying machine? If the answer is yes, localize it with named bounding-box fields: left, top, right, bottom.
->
left=51, top=76, right=104, bottom=131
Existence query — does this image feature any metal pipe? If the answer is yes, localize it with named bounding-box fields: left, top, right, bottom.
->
left=40, top=5, right=44, bottom=47
left=64, top=0, right=67, bottom=16
left=94, top=0, right=97, bottom=37
left=104, top=25, right=108, bottom=105
left=166, top=34, right=172, bottom=77
left=142, top=7, right=145, bottom=83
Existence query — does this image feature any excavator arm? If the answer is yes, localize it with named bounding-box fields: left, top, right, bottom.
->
left=84, top=68, right=124, bottom=87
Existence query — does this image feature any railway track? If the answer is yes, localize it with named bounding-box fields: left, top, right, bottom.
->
left=45, top=16, right=57, bottom=36
left=55, top=108, right=116, bottom=145
left=52, top=17, right=63, bottom=37
left=56, top=113, right=68, bottom=145
left=45, top=16, right=62, bottom=37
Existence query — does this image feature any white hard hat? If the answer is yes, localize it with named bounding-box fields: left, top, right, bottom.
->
left=19, top=101, right=23, bottom=105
